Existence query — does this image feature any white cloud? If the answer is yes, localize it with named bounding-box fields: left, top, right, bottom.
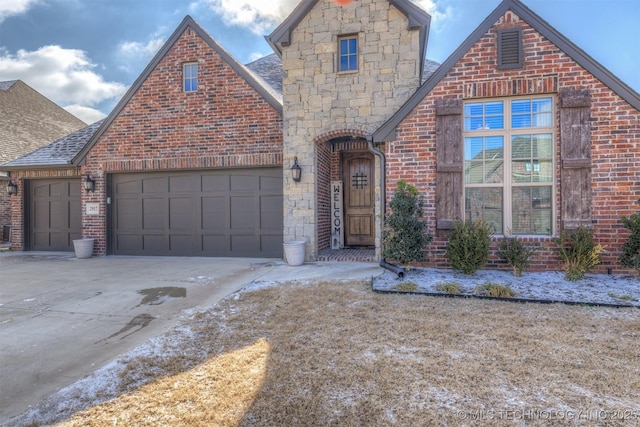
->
left=0, top=45, right=127, bottom=123
left=64, top=104, right=107, bottom=124
left=118, top=37, right=165, bottom=58
left=198, top=0, right=450, bottom=35
left=412, top=0, right=452, bottom=29
left=0, top=0, right=40, bottom=22
left=199, top=0, right=299, bottom=35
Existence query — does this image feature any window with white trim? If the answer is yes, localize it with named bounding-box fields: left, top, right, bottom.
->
left=463, top=96, right=554, bottom=235
left=183, top=63, right=198, bottom=92
left=338, top=35, right=358, bottom=72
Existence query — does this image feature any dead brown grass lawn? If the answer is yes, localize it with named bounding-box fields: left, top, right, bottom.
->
left=53, top=280, right=640, bottom=426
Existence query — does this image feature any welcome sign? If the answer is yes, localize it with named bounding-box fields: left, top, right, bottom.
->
left=331, top=181, right=343, bottom=249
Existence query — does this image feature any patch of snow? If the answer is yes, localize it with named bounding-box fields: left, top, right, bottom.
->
left=374, top=267, right=640, bottom=307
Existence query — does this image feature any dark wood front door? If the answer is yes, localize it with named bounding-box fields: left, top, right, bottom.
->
left=343, top=152, right=375, bottom=246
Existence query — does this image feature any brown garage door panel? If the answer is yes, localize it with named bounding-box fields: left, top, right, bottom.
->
left=111, top=169, right=283, bottom=257
left=29, top=179, right=81, bottom=251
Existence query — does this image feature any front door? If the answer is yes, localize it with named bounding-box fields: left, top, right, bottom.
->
left=342, top=152, right=375, bottom=246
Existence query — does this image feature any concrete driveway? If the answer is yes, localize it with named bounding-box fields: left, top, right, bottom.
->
left=0, top=251, right=382, bottom=423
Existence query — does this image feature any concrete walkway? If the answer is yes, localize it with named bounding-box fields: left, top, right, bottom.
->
left=0, top=252, right=383, bottom=423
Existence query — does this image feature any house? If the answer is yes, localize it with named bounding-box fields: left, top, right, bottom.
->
left=0, top=80, right=86, bottom=239
left=3, top=0, right=639, bottom=273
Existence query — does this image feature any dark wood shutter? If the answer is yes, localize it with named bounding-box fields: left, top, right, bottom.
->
left=559, top=88, right=592, bottom=229
left=435, top=99, right=463, bottom=231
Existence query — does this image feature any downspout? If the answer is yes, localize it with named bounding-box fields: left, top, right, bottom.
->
left=367, top=137, right=404, bottom=279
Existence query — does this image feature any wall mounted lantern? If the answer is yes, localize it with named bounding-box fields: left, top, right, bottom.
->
left=83, top=174, right=96, bottom=193
left=6, top=180, right=17, bottom=196
left=291, top=156, right=302, bottom=183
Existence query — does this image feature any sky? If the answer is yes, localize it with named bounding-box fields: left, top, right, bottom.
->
left=0, top=0, right=638, bottom=124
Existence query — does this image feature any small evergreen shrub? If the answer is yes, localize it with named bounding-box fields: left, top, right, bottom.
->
left=620, top=205, right=640, bottom=273
left=446, top=220, right=492, bottom=275
left=383, top=180, right=433, bottom=268
left=435, top=282, right=464, bottom=294
left=473, top=282, right=517, bottom=298
left=555, top=225, right=604, bottom=281
left=497, top=236, right=536, bottom=277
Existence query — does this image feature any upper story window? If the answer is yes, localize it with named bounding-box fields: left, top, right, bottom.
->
left=338, top=35, right=358, bottom=72
left=463, top=96, right=554, bottom=236
left=183, top=63, right=198, bottom=92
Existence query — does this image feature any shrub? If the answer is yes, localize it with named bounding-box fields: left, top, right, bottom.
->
left=497, top=236, right=536, bottom=277
left=435, top=282, right=464, bottom=294
left=555, top=225, right=604, bottom=281
left=394, top=281, right=418, bottom=292
left=620, top=206, right=640, bottom=273
left=383, top=180, right=433, bottom=268
left=446, top=220, right=492, bottom=275
left=473, top=282, right=517, bottom=298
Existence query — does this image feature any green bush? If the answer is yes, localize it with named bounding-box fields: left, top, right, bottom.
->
left=620, top=206, right=640, bottom=273
left=497, top=236, right=536, bottom=277
left=383, top=180, right=432, bottom=268
left=446, top=220, right=492, bottom=275
left=555, top=225, right=604, bottom=281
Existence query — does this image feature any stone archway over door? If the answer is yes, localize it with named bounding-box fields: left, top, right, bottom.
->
left=342, top=152, right=375, bottom=246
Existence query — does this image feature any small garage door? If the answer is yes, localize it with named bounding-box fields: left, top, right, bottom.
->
left=110, top=169, right=283, bottom=257
left=28, top=179, right=81, bottom=251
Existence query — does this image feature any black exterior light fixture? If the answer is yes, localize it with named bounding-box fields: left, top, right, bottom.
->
left=83, top=174, right=96, bottom=193
left=291, top=156, right=302, bottom=183
left=6, top=179, right=17, bottom=196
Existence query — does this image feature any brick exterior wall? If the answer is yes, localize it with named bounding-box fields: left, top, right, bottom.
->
left=387, top=11, right=640, bottom=273
left=281, top=0, right=424, bottom=259
left=0, top=183, right=10, bottom=237
left=9, top=25, right=283, bottom=255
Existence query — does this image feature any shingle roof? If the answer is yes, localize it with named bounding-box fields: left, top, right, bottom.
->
left=0, top=81, right=18, bottom=91
left=1, top=120, right=103, bottom=169
left=245, top=53, right=283, bottom=97
left=0, top=80, right=86, bottom=165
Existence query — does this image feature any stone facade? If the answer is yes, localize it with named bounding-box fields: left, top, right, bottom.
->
left=280, top=0, right=425, bottom=259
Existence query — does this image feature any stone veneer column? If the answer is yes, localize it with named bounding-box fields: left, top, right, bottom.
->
left=281, top=0, right=424, bottom=260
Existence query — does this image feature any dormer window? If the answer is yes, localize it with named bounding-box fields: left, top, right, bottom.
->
left=338, top=35, right=358, bottom=72
left=183, top=63, right=198, bottom=92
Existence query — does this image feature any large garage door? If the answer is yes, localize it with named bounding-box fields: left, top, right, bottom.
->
left=28, top=179, right=81, bottom=251
left=110, top=169, right=283, bottom=257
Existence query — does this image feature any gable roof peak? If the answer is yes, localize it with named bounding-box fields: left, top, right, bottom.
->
left=74, top=14, right=283, bottom=165
left=373, top=0, right=640, bottom=142
left=267, top=0, right=431, bottom=55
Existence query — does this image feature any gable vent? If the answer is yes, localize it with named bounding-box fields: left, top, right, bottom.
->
left=498, top=28, right=523, bottom=69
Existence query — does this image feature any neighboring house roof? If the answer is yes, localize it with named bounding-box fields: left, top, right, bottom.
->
left=1, top=120, right=103, bottom=170
left=0, top=80, right=86, bottom=165
left=73, top=15, right=283, bottom=166
left=267, top=0, right=431, bottom=81
left=373, top=0, right=640, bottom=143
